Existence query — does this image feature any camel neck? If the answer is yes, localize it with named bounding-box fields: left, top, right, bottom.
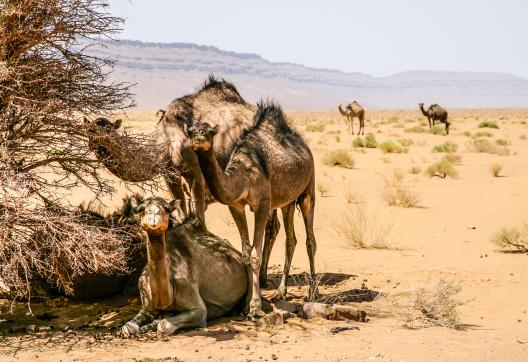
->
left=195, top=148, right=242, bottom=205
left=146, top=232, right=172, bottom=308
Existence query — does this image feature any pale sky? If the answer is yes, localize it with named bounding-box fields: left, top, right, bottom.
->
left=109, top=0, right=528, bottom=78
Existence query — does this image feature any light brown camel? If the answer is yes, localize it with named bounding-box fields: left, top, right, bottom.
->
left=122, top=196, right=248, bottom=335
left=338, top=101, right=365, bottom=135
left=188, top=102, right=317, bottom=318
left=419, top=103, right=450, bottom=134
left=84, top=77, right=282, bottom=287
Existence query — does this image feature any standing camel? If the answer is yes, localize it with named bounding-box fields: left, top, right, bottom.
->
left=418, top=103, right=450, bottom=134
left=338, top=101, right=365, bottom=135
left=188, top=102, right=317, bottom=318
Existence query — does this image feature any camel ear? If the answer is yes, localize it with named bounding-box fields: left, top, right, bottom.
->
left=114, top=119, right=122, bottom=129
left=168, top=199, right=181, bottom=212
left=134, top=203, right=145, bottom=215
left=210, top=124, right=220, bottom=135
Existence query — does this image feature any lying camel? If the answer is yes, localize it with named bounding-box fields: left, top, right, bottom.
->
left=122, top=197, right=248, bottom=335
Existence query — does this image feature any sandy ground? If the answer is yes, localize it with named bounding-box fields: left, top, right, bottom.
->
left=1, top=108, right=528, bottom=361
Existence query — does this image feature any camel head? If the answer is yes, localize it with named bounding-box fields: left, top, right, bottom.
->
left=84, top=117, right=122, bottom=135
left=418, top=103, right=424, bottom=109
left=187, top=122, right=219, bottom=152
left=135, top=197, right=182, bottom=236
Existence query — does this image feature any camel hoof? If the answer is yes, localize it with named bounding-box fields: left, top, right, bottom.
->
left=156, top=319, right=176, bottom=335
left=121, top=321, right=140, bottom=336
left=247, top=301, right=266, bottom=320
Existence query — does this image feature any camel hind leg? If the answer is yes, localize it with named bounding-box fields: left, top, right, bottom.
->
left=260, top=210, right=281, bottom=287
left=298, top=187, right=318, bottom=298
left=277, top=202, right=298, bottom=300
left=358, top=111, right=365, bottom=135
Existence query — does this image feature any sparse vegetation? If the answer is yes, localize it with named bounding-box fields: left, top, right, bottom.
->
left=323, top=149, right=355, bottom=168
left=478, top=121, right=499, bottom=129
left=490, top=162, right=504, bottom=177
left=442, top=154, right=462, bottom=165
left=520, top=134, right=527, bottom=140
left=469, top=138, right=510, bottom=155
left=381, top=170, right=420, bottom=207
left=429, top=125, right=446, bottom=135
left=352, top=137, right=364, bottom=148
left=305, top=122, right=325, bottom=132
left=491, top=224, right=528, bottom=252
left=426, top=160, right=458, bottom=179
left=405, top=126, right=427, bottom=133
left=345, top=189, right=365, bottom=204
left=473, top=131, right=493, bottom=137
left=495, top=138, right=509, bottom=146
left=317, top=182, right=329, bottom=197
left=378, top=140, right=406, bottom=154
left=398, top=138, right=414, bottom=147
left=404, top=279, right=462, bottom=330
left=409, top=166, right=421, bottom=175
left=333, top=203, right=394, bottom=249
left=462, top=131, right=471, bottom=137
left=365, top=133, right=378, bottom=148
left=432, top=141, right=458, bottom=153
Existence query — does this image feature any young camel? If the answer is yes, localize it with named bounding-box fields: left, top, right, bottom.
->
left=338, top=101, right=365, bottom=135
left=122, top=197, right=248, bottom=335
left=188, top=102, right=317, bottom=318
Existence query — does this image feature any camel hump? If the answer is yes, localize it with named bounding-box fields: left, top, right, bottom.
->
left=254, top=100, right=288, bottom=129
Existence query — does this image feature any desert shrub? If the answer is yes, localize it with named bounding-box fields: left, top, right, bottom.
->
left=345, top=190, right=365, bottom=204
left=317, top=182, right=329, bottom=197
left=469, top=139, right=510, bottom=155
left=495, top=139, right=509, bottom=146
left=478, top=121, right=499, bottom=129
left=333, top=204, right=394, bottom=249
left=352, top=137, right=364, bottom=148
left=404, top=279, right=462, bottom=330
left=426, top=160, right=458, bottom=179
left=462, top=131, right=471, bottom=137
left=381, top=170, right=420, bottom=207
left=398, top=138, right=414, bottom=147
left=305, top=123, right=325, bottom=132
left=405, top=126, right=427, bottom=133
left=489, top=162, right=504, bottom=177
left=491, top=225, right=528, bottom=252
left=378, top=140, right=406, bottom=154
left=409, top=166, right=421, bottom=175
left=335, top=135, right=341, bottom=143
left=473, top=131, right=493, bottom=138
left=442, top=154, right=462, bottom=165
left=429, top=125, right=446, bottom=135
left=520, top=134, right=527, bottom=140
left=323, top=150, right=355, bottom=168
left=432, top=142, right=458, bottom=153
left=365, top=133, right=378, bottom=148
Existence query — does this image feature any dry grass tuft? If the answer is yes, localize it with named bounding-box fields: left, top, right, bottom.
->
left=429, top=125, right=446, bottom=135
left=316, top=182, right=329, bottom=197
left=468, top=138, right=510, bottom=156
left=478, top=120, right=499, bottom=129
left=305, top=122, right=325, bottom=132
left=381, top=170, right=420, bottom=207
left=333, top=203, right=395, bottom=249
left=378, top=140, right=406, bottom=154
left=426, top=160, right=458, bottom=179
left=323, top=149, right=355, bottom=168
left=442, top=154, right=462, bottom=165
left=489, top=162, right=504, bottom=177
left=490, top=224, right=528, bottom=252
left=404, top=279, right=462, bottom=330
left=432, top=141, right=458, bottom=153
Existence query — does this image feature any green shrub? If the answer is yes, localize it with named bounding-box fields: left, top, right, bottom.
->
left=432, top=142, right=458, bottom=153
left=378, top=140, right=406, bottom=154
left=352, top=137, right=364, bottom=148
left=405, top=126, right=427, bottom=134
left=323, top=149, right=355, bottom=168
left=473, top=131, right=493, bottom=138
left=365, top=133, right=378, bottom=148
left=426, top=160, right=458, bottom=179
left=429, top=125, right=446, bottom=135
left=478, top=121, right=499, bottom=129
left=491, top=225, right=528, bottom=252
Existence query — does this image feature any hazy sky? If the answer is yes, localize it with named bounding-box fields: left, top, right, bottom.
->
left=109, top=0, right=528, bottom=78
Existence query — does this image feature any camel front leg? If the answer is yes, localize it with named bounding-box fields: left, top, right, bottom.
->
left=299, top=191, right=318, bottom=299
left=349, top=116, right=354, bottom=135
left=248, top=200, right=271, bottom=319
left=156, top=307, right=207, bottom=335
left=165, top=174, right=188, bottom=216
left=122, top=269, right=160, bottom=335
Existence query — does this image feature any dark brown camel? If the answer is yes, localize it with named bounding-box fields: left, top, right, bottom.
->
left=418, top=103, right=450, bottom=134
left=338, top=101, right=365, bottom=135
left=188, top=102, right=317, bottom=318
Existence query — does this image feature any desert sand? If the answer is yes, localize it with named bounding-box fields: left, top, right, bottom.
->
left=1, top=108, right=528, bottom=361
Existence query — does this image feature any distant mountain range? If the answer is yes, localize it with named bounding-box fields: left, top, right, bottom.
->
left=89, top=39, right=528, bottom=109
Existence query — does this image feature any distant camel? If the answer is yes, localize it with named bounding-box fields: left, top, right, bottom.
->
left=419, top=103, right=450, bottom=134
left=338, top=101, right=365, bottom=135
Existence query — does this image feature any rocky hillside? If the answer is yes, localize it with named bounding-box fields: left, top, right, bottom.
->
left=90, top=39, right=528, bottom=109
